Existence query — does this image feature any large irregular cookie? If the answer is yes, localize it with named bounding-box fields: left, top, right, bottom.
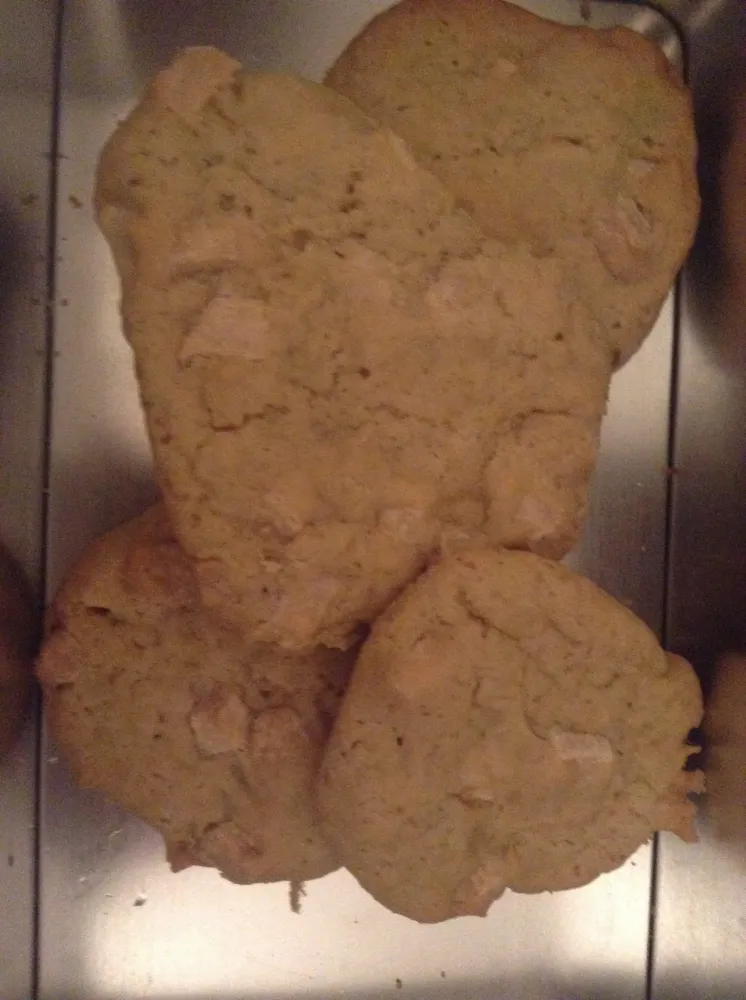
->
left=0, top=544, right=34, bottom=759
left=96, top=47, right=616, bottom=650
left=326, top=0, right=699, bottom=365
left=37, top=506, right=352, bottom=885
left=317, top=547, right=703, bottom=922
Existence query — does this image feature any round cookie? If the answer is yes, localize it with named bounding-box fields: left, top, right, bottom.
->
left=326, top=0, right=699, bottom=366
left=0, top=543, right=34, bottom=760
left=317, top=547, right=703, bottom=922
left=38, top=506, right=353, bottom=885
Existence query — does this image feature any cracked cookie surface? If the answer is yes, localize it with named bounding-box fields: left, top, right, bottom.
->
left=317, top=547, right=703, bottom=922
left=96, top=47, right=615, bottom=650
left=326, top=0, right=699, bottom=365
left=37, top=506, right=352, bottom=885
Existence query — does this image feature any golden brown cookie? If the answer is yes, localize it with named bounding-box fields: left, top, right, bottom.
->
left=317, top=547, right=703, bottom=922
left=0, top=544, right=33, bottom=759
left=326, top=0, right=699, bottom=365
left=96, top=47, right=616, bottom=651
left=37, top=507, right=353, bottom=885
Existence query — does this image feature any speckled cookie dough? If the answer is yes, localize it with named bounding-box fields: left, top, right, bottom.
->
left=327, top=0, right=699, bottom=365
left=96, top=47, right=617, bottom=651
left=38, top=506, right=353, bottom=885
left=317, top=547, right=703, bottom=923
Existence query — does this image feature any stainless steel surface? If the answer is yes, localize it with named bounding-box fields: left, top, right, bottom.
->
left=38, top=3, right=678, bottom=998
left=651, top=1, right=746, bottom=997
left=24, top=0, right=743, bottom=997
left=0, top=2, right=56, bottom=998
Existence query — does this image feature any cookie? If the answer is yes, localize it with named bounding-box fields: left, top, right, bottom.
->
left=317, top=547, right=703, bottom=922
left=326, top=0, right=699, bottom=365
left=0, top=544, right=33, bottom=759
left=96, top=47, right=616, bottom=651
left=37, top=507, right=352, bottom=885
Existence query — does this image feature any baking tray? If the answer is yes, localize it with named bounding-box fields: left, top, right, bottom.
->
left=0, top=3, right=55, bottom=998
left=0, top=0, right=744, bottom=997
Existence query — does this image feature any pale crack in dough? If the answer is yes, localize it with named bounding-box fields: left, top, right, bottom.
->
left=205, top=403, right=290, bottom=434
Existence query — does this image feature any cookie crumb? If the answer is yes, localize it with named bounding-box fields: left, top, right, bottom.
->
left=290, top=879, right=306, bottom=913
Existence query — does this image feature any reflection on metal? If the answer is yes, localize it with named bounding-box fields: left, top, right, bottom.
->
left=0, top=0, right=732, bottom=997
left=0, top=2, right=56, bottom=999
left=653, top=1, right=746, bottom=996
left=38, top=3, right=673, bottom=997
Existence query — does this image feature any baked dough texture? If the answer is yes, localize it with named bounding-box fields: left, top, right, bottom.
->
left=326, top=0, right=699, bottom=366
left=96, top=47, right=618, bottom=651
left=37, top=506, right=352, bottom=885
left=317, top=547, right=703, bottom=922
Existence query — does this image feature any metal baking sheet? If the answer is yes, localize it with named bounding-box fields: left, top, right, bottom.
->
left=0, top=2, right=56, bottom=998
left=38, top=3, right=676, bottom=998
left=0, top=0, right=731, bottom=997
left=650, top=2, right=746, bottom=998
